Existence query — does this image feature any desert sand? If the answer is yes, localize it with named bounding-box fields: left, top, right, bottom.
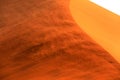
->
left=70, top=0, right=120, bottom=63
left=0, top=0, right=120, bottom=80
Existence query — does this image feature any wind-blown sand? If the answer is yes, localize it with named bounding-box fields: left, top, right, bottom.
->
left=0, top=0, right=120, bottom=80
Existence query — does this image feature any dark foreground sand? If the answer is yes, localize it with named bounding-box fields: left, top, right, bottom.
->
left=0, top=0, right=120, bottom=80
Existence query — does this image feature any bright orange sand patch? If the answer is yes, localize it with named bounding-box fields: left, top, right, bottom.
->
left=70, top=0, right=120, bottom=62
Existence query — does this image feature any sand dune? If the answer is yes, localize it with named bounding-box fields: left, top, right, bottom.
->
left=70, top=0, right=120, bottom=62
left=0, top=0, right=120, bottom=80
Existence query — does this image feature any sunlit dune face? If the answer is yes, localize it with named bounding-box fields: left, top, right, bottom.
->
left=70, top=0, right=120, bottom=62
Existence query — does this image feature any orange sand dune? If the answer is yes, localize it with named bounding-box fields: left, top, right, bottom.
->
left=70, top=0, right=120, bottom=62
left=0, top=0, right=120, bottom=80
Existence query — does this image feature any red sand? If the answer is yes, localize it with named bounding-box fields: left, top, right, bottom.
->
left=0, top=0, right=120, bottom=80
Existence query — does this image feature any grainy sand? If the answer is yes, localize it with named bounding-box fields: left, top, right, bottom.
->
left=0, top=0, right=120, bottom=80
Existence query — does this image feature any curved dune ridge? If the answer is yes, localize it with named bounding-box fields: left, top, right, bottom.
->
left=70, top=0, right=120, bottom=63
left=0, top=0, right=120, bottom=80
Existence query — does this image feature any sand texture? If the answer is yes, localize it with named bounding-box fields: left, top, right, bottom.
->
left=0, top=0, right=120, bottom=80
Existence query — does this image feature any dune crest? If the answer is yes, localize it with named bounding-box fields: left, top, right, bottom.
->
left=0, top=0, right=120, bottom=80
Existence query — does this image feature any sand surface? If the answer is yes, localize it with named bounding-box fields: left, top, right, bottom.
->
left=0, top=0, right=120, bottom=80
left=70, top=0, right=120, bottom=62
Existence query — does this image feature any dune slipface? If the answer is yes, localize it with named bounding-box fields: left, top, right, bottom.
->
left=0, top=0, right=120, bottom=80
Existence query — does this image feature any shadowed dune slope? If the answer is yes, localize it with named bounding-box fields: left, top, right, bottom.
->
left=0, top=0, right=120, bottom=80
